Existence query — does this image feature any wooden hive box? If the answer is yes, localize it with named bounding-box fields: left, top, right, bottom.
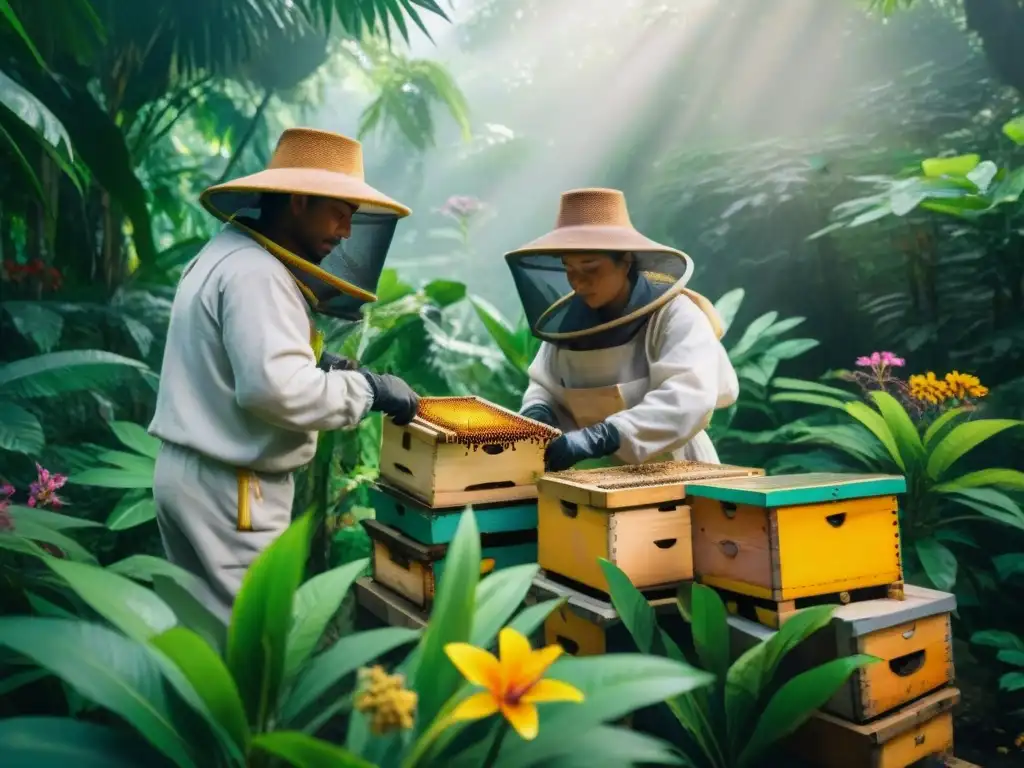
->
left=527, top=571, right=685, bottom=657
left=728, top=585, right=956, bottom=723
left=363, top=518, right=537, bottom=610
left=688, top=473, right=907, bottom=604
left=354, top=577, right=428, bottom=631
left=378, top=396, right=560, bottom=508
left=536, top=460, right=765, bottom=594
left=786, top=686, right=959, bottom=768
left=369, top=481, right=537, bottom=545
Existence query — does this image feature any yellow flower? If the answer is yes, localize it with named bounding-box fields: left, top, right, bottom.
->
left=354, top=665, right=418, bottom=735
left=944, top=370, right=988, bottom=400
left=908, top=371, right=951, bottom=405
left=444, top=628, right=584, bottom=740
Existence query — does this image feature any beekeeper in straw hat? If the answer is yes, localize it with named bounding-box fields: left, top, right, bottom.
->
left=507, top=188, right=739, bottom=472
left=148, top=127, right=419, bottom=620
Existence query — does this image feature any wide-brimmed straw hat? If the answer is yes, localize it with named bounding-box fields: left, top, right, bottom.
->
left=199, top=127, right=410, bottom=222
left=504, top=188, right=695, bottom=343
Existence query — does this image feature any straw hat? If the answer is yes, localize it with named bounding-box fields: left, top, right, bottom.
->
left=199, top=128, right=410, bottom=222
left=505, top=188, right=686, bottom=259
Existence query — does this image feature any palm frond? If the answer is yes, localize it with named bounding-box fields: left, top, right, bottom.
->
left=0, top=350, right=151, bottom=399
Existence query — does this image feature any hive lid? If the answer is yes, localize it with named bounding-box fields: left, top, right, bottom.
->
left=684, top=472, right=907, bottom=507
left=529, top=572, right=677, bottom=623
left=538, top=460, right=765, bottom=509
left=830, top=584, right=956, bottom=640
left=409, top=396, right=561, bottom=446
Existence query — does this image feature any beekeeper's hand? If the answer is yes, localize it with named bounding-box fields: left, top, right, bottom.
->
left=358, top=370, right=420, bottom=426
left=544, top=421, right=621, bottom=472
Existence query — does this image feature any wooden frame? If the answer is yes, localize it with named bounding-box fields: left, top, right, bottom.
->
left=379, top=396, right=559, bottom=508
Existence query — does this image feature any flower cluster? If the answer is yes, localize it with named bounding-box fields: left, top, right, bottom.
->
left=909, top=371, right=988, bottom=406
left=855, top=350, right=906, bottom=372
left=354, top=665, right=417, bottom=735
left=26, top=463, right=69, bottom=510
left=845, top=350, right=911, bottom=405
left=438, top=195, right=485, bottom=222
left=2, top=259, right=63, bottom=292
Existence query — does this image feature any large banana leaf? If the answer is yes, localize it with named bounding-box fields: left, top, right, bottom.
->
left=0, top=716, right=170, bottom=768
left=0, top=399, right=44, bottom=454
left=0, top=350, right=151, bottom=399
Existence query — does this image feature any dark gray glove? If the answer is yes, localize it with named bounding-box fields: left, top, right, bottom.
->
left=358, top=369, right=420, bottom=426
left=318, top=352, right=359, bottom=372
left=544, top=421, right=621, bottom=472
left=520, top=403, right=559, bottom=428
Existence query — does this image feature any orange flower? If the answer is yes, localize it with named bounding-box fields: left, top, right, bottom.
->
left=908, top=371, right=951, bottom=405
left=444, top=628, right=583, bottom=740
left=944, top=371, right=988, bottom=400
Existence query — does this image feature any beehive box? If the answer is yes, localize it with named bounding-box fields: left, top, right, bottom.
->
left=536, top=460, right=765, bottom=593
left=369, top=481, right=537, bottom=545
left=354, top=577, right=427, bottom=631
left=727, top=585, right=955, bottom=723
left=689, top=473, right=906, bottom=603
left=527, top=571, right=685, bottom=656
left=786, top=687, right=959, bottom=768
left=378, top=396, right=560, bottom=507
left=363, top=519, right=537, bottom=609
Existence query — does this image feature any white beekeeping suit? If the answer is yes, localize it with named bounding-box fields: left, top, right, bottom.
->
left=505, top=188, right=738, bottom=471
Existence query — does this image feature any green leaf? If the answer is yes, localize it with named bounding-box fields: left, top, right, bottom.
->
left=227, top=512, right=313, bottom=730
left=933, top=469, right=1024, bottom=493
left=945, top=488, right=1024, bottom=532
left=494, top=655, right=713, bottom=766
left=1002, top=115, right=1024, bottom=146
left=70, top=466, right=153, bottom=489
left=0, top=716, right=166, bottom=767
left=94, top=449, right=155, bottom=474
left=738, top=655, right=877, bottom=767
left=993, top=553, right=1024, bottom=583
left=502, top=598, right=565, bottom=641
left=281, top=627, right=420, bottom=726
left=997, top=650, right=1024, bottom=668
left=4, top=517, right=97, bottom=563
left=152, top=576, right=228, bottom=656
left=106, top=554, right=210, bottom=594
left=470, top=563, right=539, bottom=648
left=0, top=1, right=47, bottom=67
left=3, top=302, right=65, bottom=352
left=844, top=401, right=904, bottom=471
left=109, top=421, right=161, bottom=459
left=0, top=618, right=196, bottom=768
left=599, top=558, right=660, bottom=654
left=483, top=725, right=686, bottom=768
left=412, top=509, right=480, bottom=733
left=999, top=671, right=1024, bottom=692
left=691, top=583, right=730, bottom=682
left=0, top=350, right=150, bottom=399
left=0, top=399, right=44, bottom=454
left=922, top=154, right=980, bottom=178
left=915, top=537, right=958, bottom=591
left=713, top=288, right=745, bottom=336
left=470, top=296, right=527, bottom=371
left=44, top=558, right=177, bottom=641
left=423, top=279, right=467, bottom=307
left=772, top=377, right=856, bottom=399
left=251, top=731, right=375, bottom=767
left=7, top=504, right=102, bottom=530
left=106, top=491, right=157, bottom=530
left=763, top=338, right=819, bottom=361
left=971, top=630, right=1024, bottom=652
left=769, top=392, right=850, bottom=410
left=150, top=627, right=249, bottom=755
left=869, top=390, right=924, bottom=466
left=0, top=668, right=49, bottom=696
left=926, top=419, right=1023, bottom=480
left=286, top=558, right=369, bottom=677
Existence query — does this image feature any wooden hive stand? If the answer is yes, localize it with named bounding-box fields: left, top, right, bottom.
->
left=378, top=396, right=560, bottom=508
left=535, top=459, right=764, bottom=596
left=688, top=472, right=908, bottom=626
left=728, top=584, right=957, bottom=724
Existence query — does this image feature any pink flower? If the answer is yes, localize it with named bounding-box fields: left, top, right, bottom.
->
left=439, top=195, right=484, bottom=220
left=28, top=463, right=68, bottom=510
left=880, top=351, right=905, bottom=367
left=855, top=351, right=905, bottom=370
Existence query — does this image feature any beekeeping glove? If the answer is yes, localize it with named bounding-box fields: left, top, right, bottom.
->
left=318, top=352, right=359, bottom=372
left=544, top=421, right=621, bottom=472
left=358, top=370, right=420, bottom=426
left=520, top=403, right=559, bottom=428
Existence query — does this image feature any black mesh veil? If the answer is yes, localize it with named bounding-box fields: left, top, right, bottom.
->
left=207, top=189, right=399, bottom=321
left=505, top=249, right=693, bottom=343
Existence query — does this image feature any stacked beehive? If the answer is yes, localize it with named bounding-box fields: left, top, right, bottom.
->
left=354, top=396, right=560, bottom=629
left=524, top=460, right=764, bottom=655
left=682, top=472, right=965, bottom=767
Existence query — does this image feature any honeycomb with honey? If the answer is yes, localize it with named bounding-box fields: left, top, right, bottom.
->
left=549, top=459, right=761, bottom=490
left=414, top=396, right=560, bottom=448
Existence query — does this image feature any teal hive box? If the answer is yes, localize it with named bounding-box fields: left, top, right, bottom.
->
left=363, top=518, right=537, bottom=609
left=369, top=481, right=538, bottom=545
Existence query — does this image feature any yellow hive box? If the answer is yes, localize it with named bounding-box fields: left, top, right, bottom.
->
left=786, top=687, right=959, bottom=768
left=536, top=460, right=764, bottom=594
left=378, top=396, right=560, bottom=508
left=689, top=472, right=907, bottom=604
left=728, top=584, right=955, bottom=723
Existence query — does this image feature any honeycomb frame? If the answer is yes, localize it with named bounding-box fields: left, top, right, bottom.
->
left=414, top=396, right=560, bottom=448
